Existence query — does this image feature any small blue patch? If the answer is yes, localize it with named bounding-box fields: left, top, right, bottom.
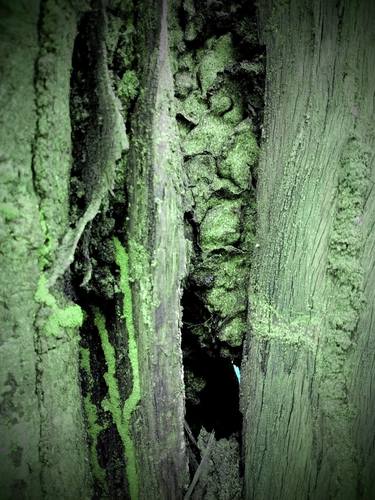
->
left=233, top=363, right=241, bottom=383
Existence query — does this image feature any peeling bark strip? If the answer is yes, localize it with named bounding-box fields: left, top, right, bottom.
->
left=241, top=1, right=375, bottom=499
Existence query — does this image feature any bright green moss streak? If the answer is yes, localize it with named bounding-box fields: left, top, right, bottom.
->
left=113, top=237, right=141, bottom=500
left=94, top=237, right=140, bottom=500
left=94, top=312, right=122, bottom=424
left=35, top=274, right=83, bottom=336
left=80, top=347, right=106, bottom=489
left=85, top=398, right=106, bottom=486
left=80, top=345, right=91, bottom=373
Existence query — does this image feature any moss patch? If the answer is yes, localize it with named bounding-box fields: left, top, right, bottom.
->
left=200, top=200, right=242, bottom=250
left=35, top=274, right=83, bottom=337
left=198, top=34, right=235, bottom=95
left=173, top=0, right=264, bottom=445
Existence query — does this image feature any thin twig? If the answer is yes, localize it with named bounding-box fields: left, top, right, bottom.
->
left=184, top=431, right=215, bottom=500
left=184, top=419, right=199, bottom=449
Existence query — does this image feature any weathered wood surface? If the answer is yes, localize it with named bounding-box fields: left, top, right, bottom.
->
left=241, top=1, right=375, bottom=498
left=127, top=0, right=188, bottom=497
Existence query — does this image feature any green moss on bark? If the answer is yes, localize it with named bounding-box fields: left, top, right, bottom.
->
left=80, top=347, right=106, bottom=490
left=90, top=238, right=140, bottom=500
left=172, top=0, right=262, bottom=366
left=113, top=236, right=141, bottom=500
left=35, top=275, right=83, bottom=337
left=316, top=138, right=370, bottom=489
left=198, top=34, right=235, bottom=96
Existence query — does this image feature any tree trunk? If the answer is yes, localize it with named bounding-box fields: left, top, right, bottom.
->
left=0, top=0, right=188, bottom=498
left=0, top=1, right=92, bottom=498
left=241, top=1, right=375, bottom=498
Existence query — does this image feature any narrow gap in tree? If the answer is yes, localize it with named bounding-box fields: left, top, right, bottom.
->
left=172, top=0, right=265, bottom=493
left=182, top=284, right=242, bottom=439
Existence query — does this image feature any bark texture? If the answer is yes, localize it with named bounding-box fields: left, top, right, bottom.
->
left=0, top=1, right=92, bottom=498
left=126, top=0, right=189, bottom=497
left=0, top=0, right=188, bottom=498
left=2, top=0, right=375, bottom=499
left=241, top=1, right=375, bottom=499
